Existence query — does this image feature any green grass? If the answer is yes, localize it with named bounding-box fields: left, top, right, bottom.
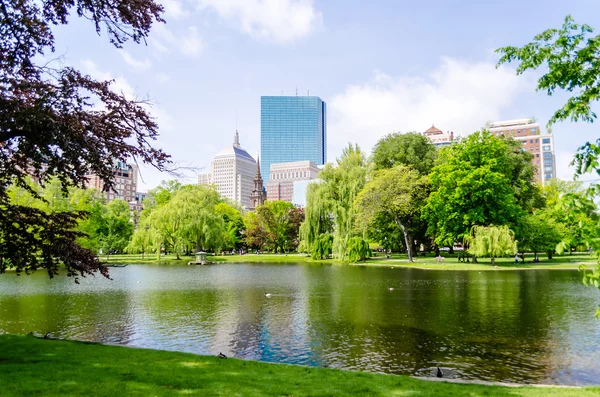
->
left=104, top=252, right=597, bottom=271
left=0, top=335, right=597, bottom=396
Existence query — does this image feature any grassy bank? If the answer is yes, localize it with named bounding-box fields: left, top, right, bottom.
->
left=0, top=335, right=597, bottom=397
left=103, top=252, right=597, bottom=270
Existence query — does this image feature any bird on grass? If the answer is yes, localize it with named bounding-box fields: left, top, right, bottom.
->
left=218, top=352, right=227, bottom=359
left=264, top=292, right=272, bottom=297
left=436, top=367, right=443, bottom=378
left=388, top=287, right=394, bottom=291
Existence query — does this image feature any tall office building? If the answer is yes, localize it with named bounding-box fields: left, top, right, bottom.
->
left=260, top=96, right=326, bottom=183
left=198, top=131, right=257, bottom=208
left=488, top=119, right=556, bottom=185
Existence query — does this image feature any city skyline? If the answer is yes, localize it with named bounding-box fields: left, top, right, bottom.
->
left=51, top=0, right=600, bottom=190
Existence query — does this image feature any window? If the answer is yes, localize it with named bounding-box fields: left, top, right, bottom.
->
left=517, top=130, right=521, bottom=134
left=530, top=139, right=533, bottom=143
left=536, top=154, right=540, bottom=158
left=543, top=152, right=552, bottom=158
left=536, top=139, right=539, bottom=143
left=544, top=166, right=553, bottom=172
left=544, top=159, right=553, bottom=165
left=530, top=128, right=537, bottom=134
left=543, top=145, right=551, bottom=151
left=545, top=174, right=553, bottom=180
left=542, top=138, right=550, bottom=144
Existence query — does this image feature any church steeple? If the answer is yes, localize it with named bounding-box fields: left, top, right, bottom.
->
left=249, top=154, right=265, bottom=211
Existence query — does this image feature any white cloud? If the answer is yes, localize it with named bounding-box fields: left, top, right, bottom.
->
left=162, top=0, right=190, bottom=19
left=156, top=72, right=171, bottom=83
left=328, top=57, right=532, bottom=160
left=80, top=60, right=172, bottom=133
left=81, top=59, right=136, bottom=99
left=197, top=0, right=322, bottom=43
left=119, top=51, right=152, bottom=71
left=151, top=25, right=203, bottom=57
left=180, top=27, right=203, bottom=57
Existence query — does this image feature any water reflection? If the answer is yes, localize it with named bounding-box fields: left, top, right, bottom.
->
left=0, top=264, right=599, bottom=385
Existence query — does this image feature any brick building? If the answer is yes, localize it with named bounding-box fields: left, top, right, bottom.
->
left=488, top=119, right=556, bottom=185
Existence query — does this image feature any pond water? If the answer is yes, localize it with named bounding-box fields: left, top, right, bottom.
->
left=1, top=264, right=599, bottom=385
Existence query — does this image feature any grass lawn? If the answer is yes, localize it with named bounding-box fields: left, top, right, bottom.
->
left=103, top=252, right=597, bottom=271
left=0, top=335, right=597, bottom=397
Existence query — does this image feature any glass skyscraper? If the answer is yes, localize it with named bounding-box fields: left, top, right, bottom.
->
left=260, top=96, right=326, bottom=183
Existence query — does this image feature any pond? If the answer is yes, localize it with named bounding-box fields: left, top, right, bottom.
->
left=1, top=264, right=599, bottom=385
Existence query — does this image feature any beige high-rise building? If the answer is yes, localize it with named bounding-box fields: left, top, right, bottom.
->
left=198, top=131, right=257, bottom=209
left=266, top=161, right=320, bottom=203
left=488, top=119, right=556, bottom=185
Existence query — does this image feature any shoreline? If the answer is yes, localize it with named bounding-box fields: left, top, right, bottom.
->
left=101, top=253, right=596, bottom=271
left=1, top=334, right=597, bottom=396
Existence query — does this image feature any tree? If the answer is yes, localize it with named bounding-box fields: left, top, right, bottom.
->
left=215, top=202, right=245, bottom=251
left=423, top=132, right=534, bottom=247
left=311, top=233, right=333, bottom=260
left=101, top=200, right=133, bottom=259
left=126, top=223, right=157, bottom=260
left=496, top=15, right=600, bottom=176
left=244, top=212, right=268, bottom=252
left=0, top=0, right=169, bottom=279
left=537, top=180, right=597, bottom=256
left=347, top=237, right=370, bottom=263
left=315, top=144, right=367, bottom=261
left=371, top=132, right=438, bottom=175
left=299, top=181, right=332, bottom=252
left=465, top=225, right=517, bottom=265
left=255, top=201, right=302, bottom=253
left=516, top=214, right=563, bottom=259
left=355, top=166, right=429, bottom=262
left=177, top=186, right=223, bottom=253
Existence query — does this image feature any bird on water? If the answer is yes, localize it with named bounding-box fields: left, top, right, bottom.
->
left=436, top=367, right=443, bottom=378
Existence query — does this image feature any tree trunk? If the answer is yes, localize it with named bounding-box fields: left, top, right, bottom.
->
left=448, top=246, right=454, bottom=255
left=491, top=257, right=495, bottom=265
left=435, top=247, right=440, bottom=256
left=402, top=230, right=413, bottom=262
left=472, top=255, right=478, bottom=263
left=547, top=250, right=553, bottom=260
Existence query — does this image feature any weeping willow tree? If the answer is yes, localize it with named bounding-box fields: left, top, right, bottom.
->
left=299, top=181, right=332, bottom=252
left=301, top=144, right=367, bottom=261
left=465, top=225, right=517, bottom=265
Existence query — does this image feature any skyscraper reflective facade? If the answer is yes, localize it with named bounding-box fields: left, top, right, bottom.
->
left=260, top=96, right=326, bottom=183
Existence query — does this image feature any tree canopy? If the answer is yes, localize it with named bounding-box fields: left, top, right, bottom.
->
left=0, top=0, right=169, bottom=279
left=371, top=132, right=438, bottom=175
left=423, top=131, right=536, bottom=246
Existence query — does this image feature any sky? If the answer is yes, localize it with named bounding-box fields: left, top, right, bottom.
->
left=51, top=0, right=600, bottom=190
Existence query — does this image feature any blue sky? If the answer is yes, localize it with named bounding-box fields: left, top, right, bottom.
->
left=52, top=0, right=600, bottom=190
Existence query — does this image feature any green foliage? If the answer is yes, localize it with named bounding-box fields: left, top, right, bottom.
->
left=497, top=15, right=600, bottom=176
left=371, top=132, right=438, bottom=175
left=101, top=200, right=134, bottom=256
left=423, top=131, right=534, bottom=246
left=316, top=144, right=367, bottom=261
left=516, top=214, right=563, bottom=256
left=249, top=201, right=304, bottom=253
left=311, top=233, right=333, bottom=260
left=215, top=202, right=245, bottom=250
left=299, top=182, right=332, bottom=250
left=347, top=236, right=370, bottom=263
left=355, top=166, right=429, bottom=262
left=465, top=225, right=517, bottom=261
